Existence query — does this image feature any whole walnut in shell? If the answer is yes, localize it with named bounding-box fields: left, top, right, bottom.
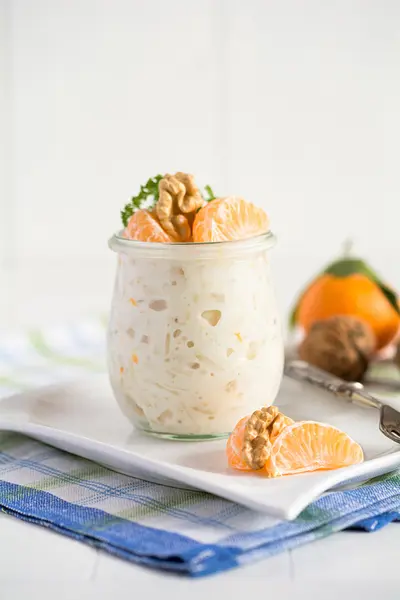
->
left=299, top=315, right=376, bottom=381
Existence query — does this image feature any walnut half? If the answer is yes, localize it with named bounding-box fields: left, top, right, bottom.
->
left=243, top=406, right=278, bottom=469
left=242, top=406, right=293, bottom=470
left=155, top=172, right=204, bottom=242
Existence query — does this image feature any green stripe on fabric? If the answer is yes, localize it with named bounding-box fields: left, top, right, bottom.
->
left=114, top=490, right=211, bottom=523
left=29, top=464, right=112, bottom=492
left=298, top=504, right=329, bottom=522
left=28, top=330, right=104, bottom=372
left=360, top=471, right=400, bottom=487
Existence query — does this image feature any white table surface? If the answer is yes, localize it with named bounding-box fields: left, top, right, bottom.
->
left=1, top=510, right=399, bottom=599
left=1, top=262, right=400, bottom=598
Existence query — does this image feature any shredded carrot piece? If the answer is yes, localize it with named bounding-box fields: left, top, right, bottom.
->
left=132, top=353, right=139, bottom=364
left=129, top=298, right=137, bottom=306
left=120, top=366, right=124, bottom=374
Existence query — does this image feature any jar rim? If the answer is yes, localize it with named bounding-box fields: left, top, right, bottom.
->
left=109, top=230, right=276, bottom=258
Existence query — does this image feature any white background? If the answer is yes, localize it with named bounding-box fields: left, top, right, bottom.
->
left=1, top=0, right=400, bottom=331
left=2, top=4, right=400, bottom=594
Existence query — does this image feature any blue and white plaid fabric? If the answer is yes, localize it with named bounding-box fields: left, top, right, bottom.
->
left=0, top=319, right=399, bottom=577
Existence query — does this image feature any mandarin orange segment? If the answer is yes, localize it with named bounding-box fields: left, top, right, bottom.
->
left=193, top=196, right=269, bottom=243
left=265, top=421, right=363, bottom=478
left=226, top=417, right=252, bottom=471
left=124, top=210, right=173, bottom=243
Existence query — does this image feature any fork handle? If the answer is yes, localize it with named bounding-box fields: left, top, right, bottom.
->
left=285, top=360, right=383, bottom=410
left=335, top=382, right=383, bottom=410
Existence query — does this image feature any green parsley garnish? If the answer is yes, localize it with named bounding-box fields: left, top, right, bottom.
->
left=121, top=175, right=163, bottom=227
left=203, top=185, right=216, bottom=203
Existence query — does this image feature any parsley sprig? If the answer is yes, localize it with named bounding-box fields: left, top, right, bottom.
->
left=121, top=175, right=163, bottom=227
left=203, top=185, right=216, bottom=202
left=121, top=175, right=216, bottom=227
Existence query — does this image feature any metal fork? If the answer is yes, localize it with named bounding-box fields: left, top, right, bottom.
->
left=284, top=360, right=400, bottom=444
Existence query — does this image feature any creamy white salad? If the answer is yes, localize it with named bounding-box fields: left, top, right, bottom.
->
left=108, top=239, right=283, bottom=436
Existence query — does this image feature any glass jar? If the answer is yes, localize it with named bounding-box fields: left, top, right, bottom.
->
left=107, top=232, right=284, bottom=440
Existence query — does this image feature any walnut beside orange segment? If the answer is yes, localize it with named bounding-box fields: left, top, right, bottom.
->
left=122, top=173, right=270, bottom=244
left=226, top=407, right=363, bottom=477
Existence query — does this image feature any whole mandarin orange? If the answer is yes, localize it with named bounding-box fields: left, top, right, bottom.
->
left=291, top=258, right=400, bottom=350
